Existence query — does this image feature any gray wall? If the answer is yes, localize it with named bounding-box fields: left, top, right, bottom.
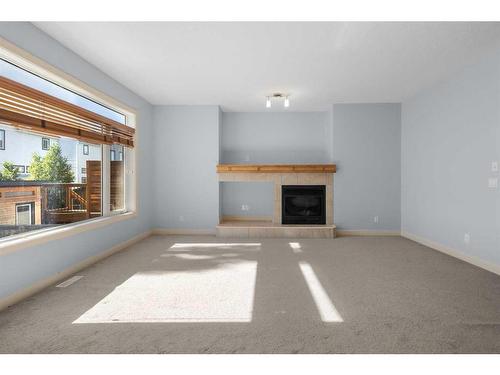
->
left=220, top=109, right=402, bottom=226
left=402, top=48, right=500, bottom=266
left=221, top=112, right=331, bottom=163
left=332, top=103, right=401, bottom=231
left=0, top=23, right=154, bottom=300
left=221, top=182, right=274, bottom=217
left=153, top=106, right=220, bottom=230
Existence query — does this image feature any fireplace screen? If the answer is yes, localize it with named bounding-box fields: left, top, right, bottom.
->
left=282, top=185, right=326, bottom=225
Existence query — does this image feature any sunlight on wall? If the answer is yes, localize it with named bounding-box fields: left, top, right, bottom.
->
left=298, top=261, right=343, bottom=323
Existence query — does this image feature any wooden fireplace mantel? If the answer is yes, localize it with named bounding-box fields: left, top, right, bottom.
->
left=216, top=164, right=336, bottom=173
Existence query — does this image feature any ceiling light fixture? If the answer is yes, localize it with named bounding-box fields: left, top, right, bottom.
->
left=265, top=93, right=290, bottom=109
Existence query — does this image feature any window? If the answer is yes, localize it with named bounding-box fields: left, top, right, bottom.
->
left=0, top=55, right=135, bottom=242
left=0, top=128, right=103, bottom=233
left=110, top=149, right=116, bottom=161
left=13, top=165, right=25, bottom=173
left=42, top=137, right=50, bottom=150
left=0, top=58, right=126, bottom=124
left=16, top=203, right=34, bottom=225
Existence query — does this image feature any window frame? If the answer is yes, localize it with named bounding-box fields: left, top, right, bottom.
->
left=83, top=144, right=89, bottom=155
left=0, top=36, right=138, bottom=256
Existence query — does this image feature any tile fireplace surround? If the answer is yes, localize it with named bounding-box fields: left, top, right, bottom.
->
left=217, top=164, right=336, bottom=238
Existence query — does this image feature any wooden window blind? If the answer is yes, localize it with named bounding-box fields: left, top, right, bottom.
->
left=0, top=76, right=134, bottom=147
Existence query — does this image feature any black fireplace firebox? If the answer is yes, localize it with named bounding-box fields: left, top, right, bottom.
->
left=282, top=185, right=326, bottom=225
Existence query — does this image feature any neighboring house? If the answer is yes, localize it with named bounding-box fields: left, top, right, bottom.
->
left=110, top=144, right=124, bottom=162
left=72, top=141, right=102, bottom=183
left=0, top=182, right=42, bottom=227
left=0, top=125, right=59, bottom=178
left=0, top=125, right=102, bottom=183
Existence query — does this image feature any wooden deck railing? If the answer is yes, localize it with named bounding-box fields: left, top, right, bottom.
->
left=41, top=183, right=92, bottom=224
left=40, top=160, right=103, bottom=224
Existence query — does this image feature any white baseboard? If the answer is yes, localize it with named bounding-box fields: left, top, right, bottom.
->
left=152, top=228, right=216, bottom=235
left=0, top=230, right=153, bottom=312
left=336, top=230, right=401, bottom=237
left=401, top=231, right=500, bottom=276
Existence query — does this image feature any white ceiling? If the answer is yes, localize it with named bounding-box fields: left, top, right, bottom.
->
left=34, top=22, right=500, bottom=112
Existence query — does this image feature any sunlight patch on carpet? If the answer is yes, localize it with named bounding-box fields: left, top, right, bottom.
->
left=170, top=243, right=261, bottom=250
left=289, top=242, right=303, bottom=253
left=73, top=261, right=258, bottom=324
left=299, top=261, right=343, bottom=323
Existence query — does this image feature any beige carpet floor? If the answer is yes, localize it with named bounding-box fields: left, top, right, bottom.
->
left=0, top=235, right=499, bottom=353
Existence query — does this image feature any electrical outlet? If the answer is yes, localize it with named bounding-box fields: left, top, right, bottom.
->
left=488, top=177, right=498, bottom=188
left=241, top=204, right=250, bottom=211
left=373, top=216, right=379, bottom=224
left=464, top=233, right=470, bottom=245
left=492, top=161, right=499, bottom=172
left=179, top=215, right=185, bottom=222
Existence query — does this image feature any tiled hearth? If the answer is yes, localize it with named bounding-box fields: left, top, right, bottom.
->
left=216, top=164, right=336, bottom=238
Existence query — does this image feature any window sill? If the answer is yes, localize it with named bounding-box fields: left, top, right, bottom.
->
left=0, top=211, right=137, bottom=257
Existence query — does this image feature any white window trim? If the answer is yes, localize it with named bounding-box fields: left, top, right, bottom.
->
left=0, top=36, right=139, bottom=256
left=102, top=144, right=111, bottom=217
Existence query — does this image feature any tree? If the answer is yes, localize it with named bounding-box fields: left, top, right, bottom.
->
left=0, top=161, right=20, bottom=181
left=29, top=144, right=74, bottom=183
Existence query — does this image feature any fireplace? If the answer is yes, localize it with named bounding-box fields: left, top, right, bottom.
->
left=282, top=185, right=326, bottom=225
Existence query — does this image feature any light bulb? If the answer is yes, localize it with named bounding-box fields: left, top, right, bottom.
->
left=266, top=97, right=271, bottom=108
left=284, top=96, right=290, bottom=108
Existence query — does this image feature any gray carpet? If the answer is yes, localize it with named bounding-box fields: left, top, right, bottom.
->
left=0, top=235, right=499, bottom=353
